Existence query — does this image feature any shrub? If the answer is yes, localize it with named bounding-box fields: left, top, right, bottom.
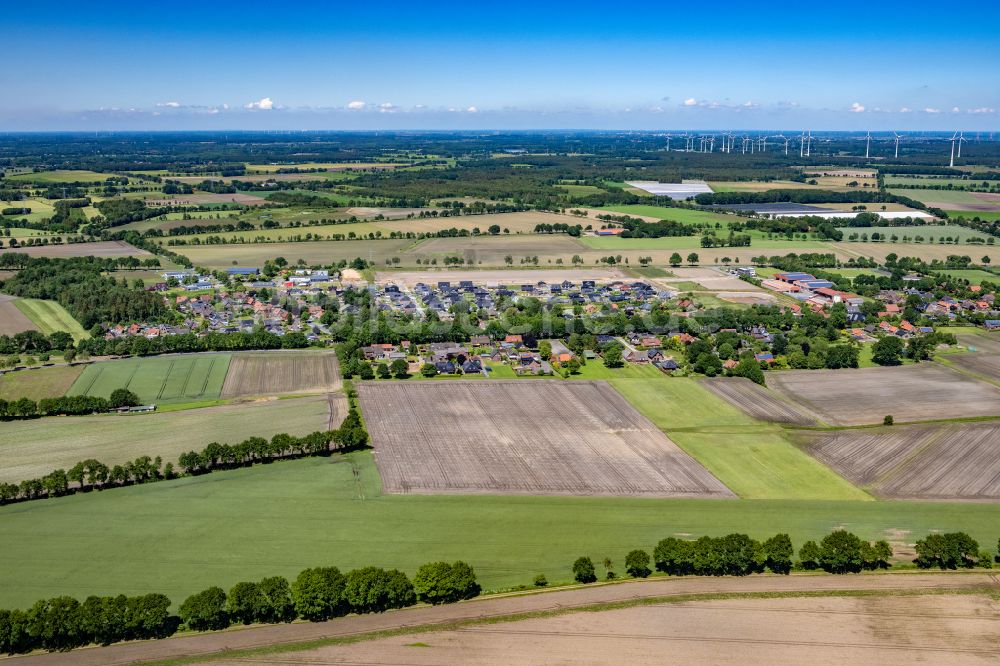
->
left=914, top=532, right=980, bottom=569
left=572, top=556, right=597, bottom=584
left=412, top=561, right=480, bottom=605
left=624, top=549, right=651, bottom=578
left=533, top=574, right=548, bottom=587
left=291, top=567, right=347, bottom=621
left=343, top=567, right=415, bottom=614
left=227, top=582, right=266, bottom=625
left=178, top=587, right=229, bottom=631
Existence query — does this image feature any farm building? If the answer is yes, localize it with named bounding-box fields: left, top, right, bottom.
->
left=596, top=228, right=624, bottom=236
left=227, top=267, right=260, bottom=276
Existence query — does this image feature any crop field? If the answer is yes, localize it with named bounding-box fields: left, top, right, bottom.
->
left=0, top=364, right=84, bottom=401
left=0, top=395, right=331, bottom=485
left=836, top=224, right=986, bottom=241
left=69, top=354, right=232, bottom=404
left=766, top=364, right=1000, bottom=426
left=5, top=169, right=122, bottom=183
left=406, top=234, right=587, bottom=264
left=178, top=238, right=414, bottom=268
left=0, top=294, right=37, bottom=335
left=700, top=377, right=820, bottom=425
left=889, top=188, right=1000, bottom=212
left=579, top=235, right=831, bottom=251
left=596, top=204, right=740, bottom=226
left=829, top=241, right=997, bottom=264
left=884, top=175, right=996, bottom=187
left=940, top=269, right=999, bottom=285
left=945, top=350, right=1000, bottom=381
left=376, top=267, right=628, bottom=285
left=148, top=192, right=270, bottom=206
left=12, top=298, right=88, bottom=340
left=803, top=421, right=1000, bottom=500
left=358, top=380, right=734, bottom=498
left=5, top=240, right=150, bottom=258
left=2, top=451, right=997, bottom=609
left=221, top=351, right=342, bottom=398
left=957, top=333, right=1000, bottom=354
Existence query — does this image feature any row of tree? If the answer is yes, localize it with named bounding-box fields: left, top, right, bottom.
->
left=0, top=561, right=478, bottom=655
left=0, top=389, right=138, bottom=421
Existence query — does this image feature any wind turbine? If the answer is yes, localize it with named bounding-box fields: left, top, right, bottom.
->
left=665, top=133, right=672, bottom=151
left=775, top=133, right=789, bottom=155
left=761, top=135, right=767, bottom=152
left=799, top=132, right=806, bottom=157
left=949, top=131, right=958, bottom=167
left=805, top=130, right=812, bottom=157
left=957, top=131, right=967, bottom=158
left=892, top=131, right=901, bottom=159
left=864, top=131, right=871, bottom=159
left=742, top=136, right=750, bottom=154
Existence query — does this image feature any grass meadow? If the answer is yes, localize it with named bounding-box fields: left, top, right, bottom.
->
left=0, top=364, right=84, bottom=401
left=68, top=354, right=232, bottom=404
left=12, top=298, right=89, bottom=341
left=0, top=450, right=996, bottom=610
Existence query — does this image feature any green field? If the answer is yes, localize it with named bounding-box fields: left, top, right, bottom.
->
left=597, top=205, right=737, bottom=226
left=608, top=378, right=866, bottom=500
left=12, top=299, right=88, bottom=341
left=178, top=238, right=416, bottom=269
left=888, top=188, right=997, bottom=211
left=948, top=211, right=1000, bottom=222
left=580, top=235, right=832, bottom=251
left=68, top=354, right=232, bottom=404
left=837, top=224, right=991, bottom=242
left=0, top=395, right=331, bottom=486
left=940, top=269, right=998, bottom=285
left=6, top=169, right=122, bottom=184
left=0, top=451, right=996, bottom=610
left=884, top=176, right=998, bottom=188
left=0, top=364, right=84, bottom=401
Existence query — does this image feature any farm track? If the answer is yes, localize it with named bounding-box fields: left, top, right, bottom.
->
left=8, top=573, right=997, bottom=666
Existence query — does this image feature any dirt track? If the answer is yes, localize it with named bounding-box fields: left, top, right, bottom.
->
left=8, top=573, right=997, bottom=665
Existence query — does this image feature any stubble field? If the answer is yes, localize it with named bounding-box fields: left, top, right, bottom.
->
left=766, top=364, right=1000, bottom=425
left=221, top=351, right=342, bottom=398
left=0, top=294, right=37, bottom=335
left=4, top=240, right=149, bottom=258
left=358, top=380, right=735, bottom=498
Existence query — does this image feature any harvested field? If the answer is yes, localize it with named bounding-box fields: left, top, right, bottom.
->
left=948, top=353, right=1000, bottom=382
left=767, top=364, right=1000, bottom=425
left=215, top=593, right=1000, bottom=666
left=4, top=240, right=149, bottom=258
left=0, top=294, right=37, bottom=335
left=179, top=239, right=413, bottom=269
left=148, top=192, right=269, bottom=206
left=701, top=377, right=819, bottom=425
left=958, top=333, right=1000, bottom=354
left=803, top=421, right=1000, bottom=500
left=406, top=234, right=588, bottom=264
left=358, top=380, right=734, bottom=498
left=221, top=351, right=341, bottom=398
left=377, top=267, right=627, bottom=286
left=0, top=395, right=332, bottom=484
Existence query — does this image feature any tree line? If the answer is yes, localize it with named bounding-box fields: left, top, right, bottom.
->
left=0, top=389, right=138, bottom=421
left=0, top=560, right=478, bottom=655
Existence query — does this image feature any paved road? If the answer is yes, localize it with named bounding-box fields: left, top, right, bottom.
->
left=8, top=572, right=997, bottom=665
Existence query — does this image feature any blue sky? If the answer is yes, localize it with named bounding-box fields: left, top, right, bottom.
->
left=3, top=1, right=999, bottom=130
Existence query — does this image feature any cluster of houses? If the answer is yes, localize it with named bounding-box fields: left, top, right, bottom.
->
left=761, top=272, right=865, bottom=319
left=359, top=335, right=556, bottom=376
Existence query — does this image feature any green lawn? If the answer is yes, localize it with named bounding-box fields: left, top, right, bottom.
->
left=1, top=451, right=996, bottom=610
left=68, top=354, right=232, bottom=404
left=608, top=378, right=866, bottom=500
left=12, top=299, right=88, bottom=341
left=571, top=362, right=664, bottom=380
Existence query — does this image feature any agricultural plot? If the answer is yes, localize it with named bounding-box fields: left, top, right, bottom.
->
left=12, top=298, right=88, bottom=340
left=221, top=352, right=341, bottom=398
left=148, top=192, right=269, bottom=206
left=946, top=350, right=1000, bottom=381
left=837, top=224, right=989, bottom=242
left=358, top=380, right=734, bottom=498
left=957, top=333, right=1000, bottom=354
left=405, top=234, right=587, bottom=264
left=178, top=239, right=413, bottom=269
left=0, top=364, right=84, bottom=401
left=766, top=364, right=1000, bottom=426
left=0, top=294, right=37, bottom=335
left=701, top=377, right=820, bottom=425
left=376, top=268, right=628, bottom=286
left=0, top=396, right=331, bottom=485
left=5, top=169, right=122, bottom=184
left=5, top=240, right=149, bottom=258
left=803, top=421, right=1000, bottom=500
left=69, top=354, right=231, bottom=404
left=888, top=188, right=1000, bottom=212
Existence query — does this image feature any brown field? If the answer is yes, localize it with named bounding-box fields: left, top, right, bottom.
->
left=0, top=294, right=37, bottom=335
left=178, top=238, right=414, bottom=268
left=803, top=421, right=1000, bottom=500
left=701, top=377, right=819, bottom=425
left=407, top=234, right=589, bottom=264
left=222, top=593, right=1000, bottom=666
left=948, top=353, right=1000, bottom=382
left=0, top=364, right=84, bottom=401
left=376, top=267, right=628, bottom=285
left=958, top=334, right=1000, bottom=354
left=767, top=363, right=1000, bottom=426
left=148, top=192, right=269, bottom=206
left=220, top=351, right=342, bottom=398
left=4, top=241, right=149, bottom=258
left=357, top=380, right=734, bottom=498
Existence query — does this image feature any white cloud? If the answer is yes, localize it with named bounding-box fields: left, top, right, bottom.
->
left=683, top=98, right=697, bottom=106
left=970, top=107, right=996, bottom=114
left=222, top=103, right=229, bottom=110
left=156, top=101, right=181, bottom=108
left=347, top=100, right=366, bottom=110
left=850, top=102, right=865, bottom=113
left=951, top=106, right=961, bottom=113
left=378, top=102, right=397, bottom=113
left=244, top=97, right=274, bottom=110
left=899, top=107, right=912, bottom=113
left=742, top=101, right=756, bottom=108
left=466, top=106, right=478, bottom=113
left=924, top=107, right=941, bottom=114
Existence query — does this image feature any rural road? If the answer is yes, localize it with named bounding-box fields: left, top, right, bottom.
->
left=7, top=572, right=997, bottom=665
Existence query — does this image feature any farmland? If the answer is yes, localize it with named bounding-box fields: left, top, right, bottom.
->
left=0, top=364, right=84, bottom=401
left=179, top=238, right=414, bottom=269
left=803, top=421, right=1000, bottom=500
left=1, top=451, right=998, bottom=610
left=767, top=364, right=1000, bottom=426
left=0, top=294, right=37, bottom=335
left=888, top=188, right=1000, bottom=212
left=12, top=297, right=88, bottom=340
left=0, top=395, right=332, bottom=485
left=220, top=351, right=342, bottom=398
left=358, top=381, right=734, bottom=498
left=69, top=353, right=231, bottom=404
left=700, top=377, right=819, bottom=425
left=2, top=240, right=149, bottom=258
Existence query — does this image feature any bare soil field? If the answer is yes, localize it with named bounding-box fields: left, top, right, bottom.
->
left=221, top=594, right=999, bottom=666
left=4, top=241, right=149, bottom=258
left=220, top=351, right=342, bottom=398
left=179, top=239, right=414, bottom=268
left=405, top=234, right=588, bottom=264
left=767, top=364, right=1000, bottom=425
left=357, top=380, right=734, bottom=498
left=377, top=267, right=628, bottom=285
left=716, top=291, right=777, bottom=305
left=803, top=421, right=1000, bottom=500
left=701, top=377, right=819, bottom=425
left=148, top=192, right=269, bottom=206
left=948, top=353, right=1000, bottom=382
left=0, top=294, right=37, bottom=335
left=958, top=334, right=1000, bottom=354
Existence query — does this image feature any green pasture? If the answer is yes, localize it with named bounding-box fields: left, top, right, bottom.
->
left=837, top=224, right=990, bottom=242
left=68, top=354, right=231, bottom=404
left=940, top=269, right=998, bottom=285
left=948, top=211, right=1000, bottom=222
left=12, top=299, right=88, bottom=341
left=888, top=188, right=997, bottom=210
left=597, top=205, right=737, bottom=226
left=579, top=235, right=832, bottom=251
left=0, top=451, right=995, bottom=609
left=0, top=364, right=84, bottom=401
left=6, top=170, right=122, bottom=184
left=884, top=176, right=998, bottom=188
